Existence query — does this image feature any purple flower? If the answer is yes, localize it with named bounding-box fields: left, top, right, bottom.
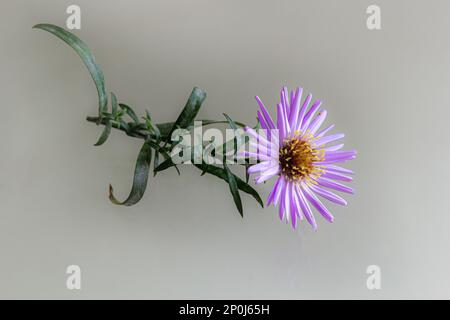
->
left=241, top=87, right=356, bottom=230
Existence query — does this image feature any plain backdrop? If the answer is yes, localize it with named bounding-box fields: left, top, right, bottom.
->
left=1, top=0, right=450, bottom=299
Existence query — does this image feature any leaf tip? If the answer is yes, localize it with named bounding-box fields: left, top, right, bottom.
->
left=192, top=86, right=207, bottom=100
left=108, top=184, right=120, bottom=205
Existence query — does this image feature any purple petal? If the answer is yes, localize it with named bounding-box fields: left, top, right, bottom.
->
left=244, top=127, right=271, bottom=147
left=290, top=89, right=296, bottom=110
left=247, top=161, right=273, bottom=174
left=267, top=176, right=282, bottom=205
left=292, top=183, right=304, bottom=221
left=272, top=177, right=285, bottom=206
left=289, top=183, right=298, bottom=229
left=315, top=150, right=357, bottom=165
left=268, top=128, right=280, bottom=145
left=295, top=93, right=312, bottom=132
left=301, top=100, right=322, bottom=132
left=317, top=177, right=354, bottom=194
left=316, top=124, right=335, bottom=138
left=281, top=87, right=290, bottom=119
left=260, top=165, right=280, bottom=178
left=283, top=181, right=292, bottom=224
left=314, top=159, right=354, bottom=165
left=283, top=86, right=290, bottom=105
left=288, top=87, right=303, bottom=128
left=277, top=103, right=290, bottom=140
left=252, top=144, right=278, bottom=160
left=283, top=106, right=291, bottom=135
left=308, top=184, right=347, bottom=206
left=325, top=150, right=357, bottom=158
left=279, top=185, right=287, bottom=220
left=295, top=184, right=317, bottom=230
left=308, top=110, right=327, bottom=135
left=257, top=111, right=269, bottom=130
left=255, top=96, right=276, bottom=129
left=322, top=170, right=353, bottom=182
left=323, top=144, right=344, bottom=152
left=302, top=184, right=334, bottom=222
left=324, top=150, right=357, bottom=162
left=314, top=133, right=345, bottom=147
left=254, top=166, right=279, bottom=184
left=326, top=165, right=354, bottom=175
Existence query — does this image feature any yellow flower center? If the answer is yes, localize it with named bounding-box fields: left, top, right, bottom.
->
left=279, top=136, right=324, bottom=181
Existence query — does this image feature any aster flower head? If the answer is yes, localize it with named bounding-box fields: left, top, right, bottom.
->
left=241, top=86, right=356, bottom=230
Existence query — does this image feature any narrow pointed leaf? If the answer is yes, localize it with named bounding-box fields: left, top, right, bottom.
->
left=109, top=141, right=152, bottom=206
left=212, top=114, right=246, bottom=163
left=152, top=152, right=180, bottom=175
left=223, top=113, right=238, bottom=130
left=33, top=23, right=107, bottom=119
left=94, top=120, right=112, bottom=146
left=111, top=92, right=118, bottom=115
left=147, top=140, right=181, bottom=175
left=119, top=103, right=140, bottom=124
left=200, top=164, right=209, bottom=176
left=245, top=158, right=250, bottom=183
left=193, top=163, right=264, bottom=208
left=153, top=151, right=159, bottom=176
left=154, top=157, right=176, bottom=172
left=153, top=157, right=263, bottom=208
left=167, top=87, right=206, bottom=139
left=224, top=164, right=243, bottom=216
left=223, top=113, right=240, bottom=158
left=155, top=122, right=175, bottom=140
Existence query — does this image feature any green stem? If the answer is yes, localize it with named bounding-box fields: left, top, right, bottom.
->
left=86, top=116, right=249, bottom=173
left=86, top=116, right=148, bottom=139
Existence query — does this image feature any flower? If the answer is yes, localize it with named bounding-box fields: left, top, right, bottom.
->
left=241, top=87, right=356, bottom=230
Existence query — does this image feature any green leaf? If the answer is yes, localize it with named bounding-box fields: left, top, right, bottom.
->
left=119, top=103, right=140, bottom=124
left=193, top=163, right=264, bottom=208
left=119, top=120, right=131, bottom=133
left=111, top=92, right=118, bottom=116
left=94, top=120, right=112, bottom=146
left=152, top=150, right=263, bottom=208
left=153, top=151, right=159, bottom=177
left=167, top=87, right=206, bottom=138
left=210, top=114, right=246, bottom=163
left=34, top=24, right=107, bottom=119
left=144, top=110, right=161, bottom=141
left=150, top=147, right=181, bottom=175
left=224, top=164, right=243, bottom=217
left=154, top=157, right=176, bottom=172
left=223, top=113, right=238, bottom=131
left=223, top=113, right=240, bottom=157
left=245, top=158, right=250, bottom=183
left=155, top=122, right=175, bottom=140
left=109, top=141, right=153, bottom=206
